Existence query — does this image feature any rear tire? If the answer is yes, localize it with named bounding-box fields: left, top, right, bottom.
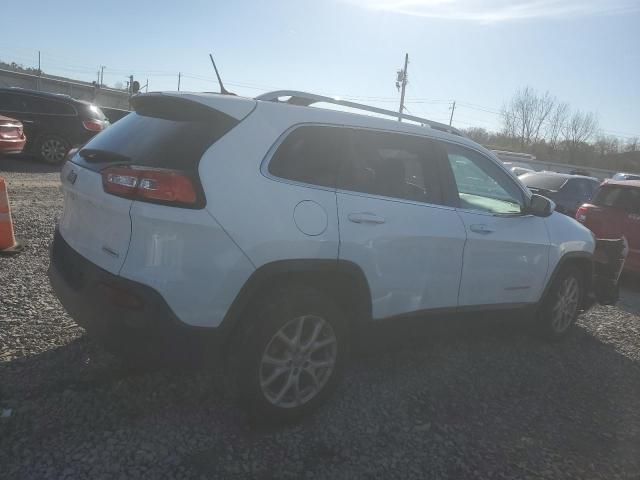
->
left=537, top=267, right=584, bottom=339
left=233, top=285, right=348, bottom=423
left=36, top=134, right=70, bottom=164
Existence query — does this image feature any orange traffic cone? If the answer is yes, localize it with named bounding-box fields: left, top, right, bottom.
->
left=0, top=177, right=24, bottom=255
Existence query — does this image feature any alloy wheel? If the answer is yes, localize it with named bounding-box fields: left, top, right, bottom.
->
left=40, top=138, right=67, bottom=164
left=259, top=315, right=337, bottom=408
left=550, top=276, right=580, bottom=333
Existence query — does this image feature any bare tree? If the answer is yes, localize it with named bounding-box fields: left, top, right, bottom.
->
left=501, top=86, right=556, bottom=148
left=594, top=135, right=620, bottom=157
left=545, top=102, right=569, bottom=151
left=624, top=137, right=639, bottom=152
left=464, top=127, right=490, bottom=144
left=562, top=110, right=599, bottom=161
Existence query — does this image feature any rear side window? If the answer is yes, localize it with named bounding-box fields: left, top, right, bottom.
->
left=38, top=98, right=76, bottom=115
left=593, top=186, right=640, bottom=212
left=0, top=93, right=28, bottom=112
left=268, top=126, right=348, bottom=188
left=79, top=96, right=239, bottom=170
left=338, top=129, right=442, bottom=204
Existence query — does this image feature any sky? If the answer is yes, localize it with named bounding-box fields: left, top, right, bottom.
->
left=2, top=0, right=639, bottom=140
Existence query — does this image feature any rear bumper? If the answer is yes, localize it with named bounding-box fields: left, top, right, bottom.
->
left=585, top=238, right=628, bottom=308
left=48, top=228, right=225, bottom=363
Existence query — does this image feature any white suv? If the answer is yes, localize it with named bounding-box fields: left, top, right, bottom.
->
left=49, top=90, right=621, bottom=421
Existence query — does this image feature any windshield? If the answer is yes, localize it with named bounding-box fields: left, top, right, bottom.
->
left=519, top=173, right=568, bottom=191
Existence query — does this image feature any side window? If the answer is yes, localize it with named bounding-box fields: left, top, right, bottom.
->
left=562, top=179, right=580, bottom=196
left=443, top=143, right=524, bottom=214
left=0, top=93, right=27, bottom=112
left=338, top=129, right=443, bottom=204
left=268, top=126, right=348, bottom=188
left=40, top=98, right=76, bottom=115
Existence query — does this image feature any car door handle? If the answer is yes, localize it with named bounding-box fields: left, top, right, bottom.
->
left=469, top=224, right=495, bottom=234
left=348, top=212, right=386, bottom=224
left=21, top=119, right=34, bottom=124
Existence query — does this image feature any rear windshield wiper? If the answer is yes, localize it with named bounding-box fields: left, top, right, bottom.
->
left=79, top=148, right=131, bottom=164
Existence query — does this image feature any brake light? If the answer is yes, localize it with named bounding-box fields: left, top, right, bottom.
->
left=82, top=119, right=105, bottom=132
left=102, top=166, right=199, bottom=207
left=0, top=125, right=22, bottom=139
left=576, top=206, right=588, bottom=223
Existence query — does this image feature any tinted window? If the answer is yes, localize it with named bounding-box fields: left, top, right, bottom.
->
left=0, top=93, right=28, bottom=112
left=593, top=186, right=640, bottom=212
left=444, top=143, right=523, bottom=214
left=23, top=96, right=76, bottom=115
left=520, top=173, right=568, bottom=191
left=562, top=179, right=581, bottom=196
left=269, top=126, right=348, bottom=188
left=338, top=129, right=442, bottom=204
left=79, top=97, right=238, bottom=170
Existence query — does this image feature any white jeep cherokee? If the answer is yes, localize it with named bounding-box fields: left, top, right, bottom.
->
left=49, top=90, right=622, bottom=421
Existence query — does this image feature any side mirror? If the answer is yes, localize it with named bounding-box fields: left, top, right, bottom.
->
left=528, top=194, right=555, bottom=217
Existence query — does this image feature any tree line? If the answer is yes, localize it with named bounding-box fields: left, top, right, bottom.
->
left=464, top=86, right=639, bottom=172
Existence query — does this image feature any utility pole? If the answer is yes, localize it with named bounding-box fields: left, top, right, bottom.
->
left=146, top=78, right=149, bottom=93
left=100, top=66, right=106, bottom=87
left=396, top=53, right=409, bottom=122
left=177, top=72, right=181, bottom=91
left=449, top=100, right=456, bottom=126
left=37, top=51, right=41, bottom=91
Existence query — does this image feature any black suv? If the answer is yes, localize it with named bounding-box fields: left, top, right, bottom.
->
left=0, top=88, right=109, bottom=164
left=519, top=171, right=601, bottom=217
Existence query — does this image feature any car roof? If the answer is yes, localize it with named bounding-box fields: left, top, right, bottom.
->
left=141, top=91, right=493, bottom=157
left=602, top=180, right=640, bottom=188
left=0, top=87, right=80, bottom=104
left=521, top=171, right=599, bottom=182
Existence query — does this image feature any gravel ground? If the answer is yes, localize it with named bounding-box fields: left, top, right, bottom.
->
left=1, top=156, right=639, bottom=479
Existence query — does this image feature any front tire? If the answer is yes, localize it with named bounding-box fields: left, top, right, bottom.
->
left=36, top=134, right=70, bottom=164
left=234, top=285, right=348, bottom=423
left=538, top=267, right=583, bottom=339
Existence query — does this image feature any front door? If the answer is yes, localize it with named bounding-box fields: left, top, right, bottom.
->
left=440, top=142, right=550, bottom=307
left=336, top=128, right=466, bottom=319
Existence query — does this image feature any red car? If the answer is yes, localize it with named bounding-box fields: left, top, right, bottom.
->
left=0, top=115, right=26, bottom=154
left=576, top=180, right=640, bottom=273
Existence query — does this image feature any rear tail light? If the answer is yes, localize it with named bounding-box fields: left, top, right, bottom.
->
left=576, top=206, right=588, bottom=223
left=0, top=125, right=22, bottom=139
left=82, top=119, right=105, bottom=132
left=102, top=166, right=200, bottom=207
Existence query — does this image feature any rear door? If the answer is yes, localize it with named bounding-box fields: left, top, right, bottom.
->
left=59, top=94, right=253, bottom=274
left=440, top=142, right=550, bottom=307
left=336, top=128, right=466, bottom=319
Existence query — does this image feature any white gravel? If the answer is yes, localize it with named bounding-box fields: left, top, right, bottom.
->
left=1, top=155, right=639, bottom=479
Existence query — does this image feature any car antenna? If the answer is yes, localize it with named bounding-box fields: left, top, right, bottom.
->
left=209, top=53, right=235, bottom=96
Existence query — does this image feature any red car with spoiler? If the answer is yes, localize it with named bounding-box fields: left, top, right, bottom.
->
left=0, top=115, right=26, bottom=155
left=577, top=180, right=637, bottom=274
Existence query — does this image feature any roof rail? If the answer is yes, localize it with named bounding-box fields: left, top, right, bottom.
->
left=255, top=90, right=463, bottom=137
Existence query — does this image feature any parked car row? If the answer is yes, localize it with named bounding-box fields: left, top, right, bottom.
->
left=0, top=87, right=109, bottom=163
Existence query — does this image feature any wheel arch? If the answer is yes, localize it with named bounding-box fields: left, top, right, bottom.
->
left=220, top=259, right=372, bottom=338
left=541, top=252, right=594, bottom=309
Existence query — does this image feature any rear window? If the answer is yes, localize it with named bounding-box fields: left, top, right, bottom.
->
left=593, top=186, right=640, bottom=212
left=519, top=173, right=568, bottom=191
left=78, top=97, right=239, bottom=170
